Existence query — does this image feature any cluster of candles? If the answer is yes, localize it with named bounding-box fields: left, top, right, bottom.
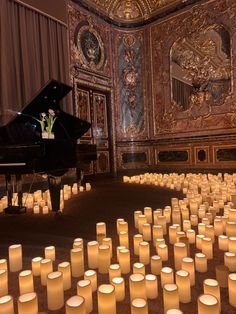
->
left=1, top=172, right=236, bottom=313
left=0, top=182, right=92, bottom=214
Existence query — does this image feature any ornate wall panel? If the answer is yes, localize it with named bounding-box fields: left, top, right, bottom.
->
left=68, top=1, right=112, bottom=80
left=151, top=0, right=236, bottom=138
left=117, top=146, right=152, bottom=170
left=113, top=30, right=149, bottom=140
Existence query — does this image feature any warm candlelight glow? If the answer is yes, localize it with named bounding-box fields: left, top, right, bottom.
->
left=66, top=295, right=86, bottom=314
left=228, top=273, right=236, bottom=307
left=131, top=298, right=148, bottom=314
left=17, top=292, right=38, bottom=314
left=133, top=262, right=145, bottom=275
left=98, top=244, right=110, bottom=274
left=19, top=270, right=34, bottom=295
left=87, top=241, right=98, bottom=269
left=0, top=295, right=14, bottom=314
left=111, top=277, right=125, bottom=301
left=161, top=267, right=174, bottom=287
left=163, top=284, right=179, bottom=313
left=0, top=270, right=8, bottom=297
left=198, top=294, right=220, bottom=314
left=175, top=270, right=191, bottom=303
left=77, top=279, right=93, bottom=313
left=97, top=284, right=116, bottom=314
left=47, top=271, right=64, bottom=310
left=44, top=246, right=55, bottom=261
left=70, top=248, right=84, bottom=277
left=58, top=261, right=71, bottom=290
left=139, top=241, right=150, bottom=265
left=84, top=270, right=97, bottom=292
left=40, top=258, right=53, bottom=286
left=129, top=273, right=146, bottom=301
left=9, top=244, right=22, bottom=272
left=145, top=274, right=158, bottom=299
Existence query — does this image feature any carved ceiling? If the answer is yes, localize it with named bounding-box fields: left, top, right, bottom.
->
left=74, top=0, right=200, bottom=26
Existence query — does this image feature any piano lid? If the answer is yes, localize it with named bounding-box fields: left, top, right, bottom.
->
left=0, top=79, right=72, bottom=127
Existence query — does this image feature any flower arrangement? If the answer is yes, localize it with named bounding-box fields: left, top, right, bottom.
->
left=34, top=109, right=57, bottom=138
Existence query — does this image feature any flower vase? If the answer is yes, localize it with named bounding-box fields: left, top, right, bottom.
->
left=42, top=131, right=49, bottom=139
left=48, top=132, right=55, bottom=139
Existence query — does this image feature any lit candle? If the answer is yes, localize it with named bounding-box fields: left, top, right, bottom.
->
left=186, top=229, right=195, bottom=244
left=45, top=246, right=55, bottom=261
left=174, top=242, right=187, bottom=270
left=228, top=273, right=236, bottom=307
left=31, top=257, right=42, bottom=276
left=77, top=279, right=93, bottom=313
left=202, top=237, right=213, bottom=259
left=181, top=257, right=195, bottom=286
left=58, top=262, right=71, bottom=290
left=144, top=207, right=152, bottom=223
left=138, top=215, right=147, bottom=234
left=87, top=241, right=98, bottom=269
left=133, top=234, right=143, bottom=255
left=161, top=267, right=174, bottom=287
left=117, top=221, right=128, bottom=234
left=215, top=265, right=229, bottom=288
left=134, top=211, right=143, bottom=229
left=129, top=273, right=146, bottom=301
left=228, top=236, right=236, bottom=253
left=17, top=292, right=38, bottom=314
left=157, top=244, right=168, bottom=261
left=70, top=248, right=84, bottom=277
left=0, top=259, right=7, bottom=271
left=40, top=258, right=53, bottom=286
left=84, top=270, right=97, bottom=292
left=119, top=231, right=129, bottom=248
left=66, top=295, right=86, bottom=314
left=157, top=216, right=167, bottom=234
left=197, top=294, right=220, bottom=314
left=152, top=225, right=163, bottom=246
left=175, top=270, right=191, bottom=303
left=169, top=225, right=178, bottom=244
left=142, top=224, right=151, bottom=241
left=195, top=253, right=207, bottom=273
left=33, top=205, right=40, bottom=214
left=97, top=284, right=116, bottom=314
left=9, top=244, right=22, bottom=272
left=102, top=238, right=113, bottom=258
left=96, top=222, right=106, bottom=237
left=133, top=263, right=145, bottom=275
left=47, top=271, right=64, bottom=310
left=224, top=252, right=236, bottom=271
left=214, top=219, right=223, bottom=236
left=98, top=244, right=110, bottom=274
left=119, top=248, right=130, bottom=274
left=166, top=310, right=183, bottom=314
left=218, top=235, right=228, bottom=251
left=111, top=277, right=125, bottom=301
left=145, top=274, right=158, bottom=299
left=151, top=255, right=162, bottom=275
left=19, top=270, right=34, bottom=295
left=163, top=284, right=179, bottom=313
left=0, top=295, right=14, bottom=314
left=139, top=242, right=150, bottom=265
left=109, top=264, right=121, bottom=283
left=0, top=270, right=8, bottom=297
left=203, top=279, right=221, bottom=310
left=131, top=298, right=148, bottom=314
left=116, top=246, right=126, bottom=263
left=42, top=205, right=49, bottom=214
left=196, top=234, right=205, bottom=250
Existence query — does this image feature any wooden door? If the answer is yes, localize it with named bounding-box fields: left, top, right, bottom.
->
left=74, top=84, right=111, bottom=175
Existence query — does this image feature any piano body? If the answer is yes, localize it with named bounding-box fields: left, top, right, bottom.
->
left=0, top=80, right=96, bottom=213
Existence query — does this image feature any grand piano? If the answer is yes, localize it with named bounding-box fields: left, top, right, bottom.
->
left=0, top=80, right=96, bottom=213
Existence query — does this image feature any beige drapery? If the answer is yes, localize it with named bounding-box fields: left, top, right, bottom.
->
left=0, top=0, right=71, bottom=123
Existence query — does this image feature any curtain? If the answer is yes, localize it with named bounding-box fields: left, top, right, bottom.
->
left=0, top=0, right=71, bottom=124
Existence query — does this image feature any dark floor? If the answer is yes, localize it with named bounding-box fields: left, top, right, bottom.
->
left=0, top=177, right=234, bottom=313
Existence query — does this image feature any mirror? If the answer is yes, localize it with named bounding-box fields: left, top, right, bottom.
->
left=170, top=24, right=231, bottom=111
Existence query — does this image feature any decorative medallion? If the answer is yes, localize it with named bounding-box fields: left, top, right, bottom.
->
left=74, top=21, right=105, bottom=71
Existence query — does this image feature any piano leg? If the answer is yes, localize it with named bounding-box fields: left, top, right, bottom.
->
left=4, top=174, right=26, bottom=214
left=48, top=175, right=61, bottom=212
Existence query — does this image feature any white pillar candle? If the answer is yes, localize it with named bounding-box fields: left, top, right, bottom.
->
left=138, top=215, right=147, bottom=234
left=202, top=237, right=213, bottom=259
left=17, top=292, right=38, bottom=314
left=42, top=205, right=49, bottom=214
left=218, top=235, right=228, bottom=251
left=215, top=265, right=229, bottom=288
left=47, top=271, right=64, bottom=310
left=157, top=244, right=168, bottom=261
left=157, top=216, right=167, bottom=234
left=109, top=264, right=121, bottom=282
left=0, top=259, right=7, bottom=271
left=119, top=248, right=130, bottom=274
left=181, top=257, right=195, bottom=286
left=214, top=219, right=223, bottom=236
left=183, top=220, right=191, bottom=232
left=144, top=207, right=152, bottom=223
left=134, top=211, right=143, bottom=229
left=87, top=241, right=98, bottom=269
left=116, top=246, right=126, bottom=263
left=97, top=284, right=116, bottom=314
left=133, top=263, right=145, bottom=275
left=19, top=270, right=34, bottom=295
left=9, top=244, right=22, bottom=272
left=66, top=295, right=86, bottom=314
left=0, top=270, right=8, bottom=297
left=116, top=218, right=125, bottom=233
left=190, top=214, right=198, bottom=226
left=40, top=259, right=53, bottom=286
left=161, top=267, right=174, bottom=287
left=58, top=262, right=71, bottom=290
left=142, top=224, right=151, bottom=241
left=77, top=279, right=93, bottom=313
left=84, top=270, right=97, bottom=292
left=111, top=277, right=125, bottom=301
left=117, top=221, right=128, bottom=234
left=133, top=234, right=143, bottom=255
left=145, top=274, right=158, bottom=299
left=198, top=223, right=206, bottom=236
left=186, top=229, right=195, bottom=244
left=33, top=205, right=40, bottom=214
left=228, top=237, right=236, bottom=253
left=195, top=253, right=207, bottom=273
left=96, top=222, right=106, bottom=237
left=31, top=257, right=42, bottom=276
left=131, top=298, right=148, bottom=314
left=203, top=279, right=221, bottom=310
left=196, top=234, right=205, bottom=250
left=224, top=252, right=236, bottom=271
left=166, top=310, right=183, bottom=314
left=70, top=248, right=84, bottom=277
left=44, top=246, right=55, bottom=261
left=172, top=210, right=181, bottom=225
left=119, top=231, right=129, bottom=248
left=73, top=238, right=83, bottom=249
left=197, top=294, right=220, bottom=314
left=152, top=225, right=163, bottom=246
left=175, top=270, right=191, bottom=303
left=129, top=273, right=146, bottom=301
left=174, top=242, right=187, bottom=270
left=228, top=273, right=236, bottom=307
left=0, top=295, right=14, bottom=314
left=153, top=210, right=162, bottom=225
left=163, top=284, right=179, bottom=313
left=139, top=242, right=150, bottom=265
left=169, top=225, right=178, bottom=244
left=151, top=255, right=162, bottom=275
left=98, top=244, right=110, bottom=274
left=103, top=238, right=113, bottom=257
